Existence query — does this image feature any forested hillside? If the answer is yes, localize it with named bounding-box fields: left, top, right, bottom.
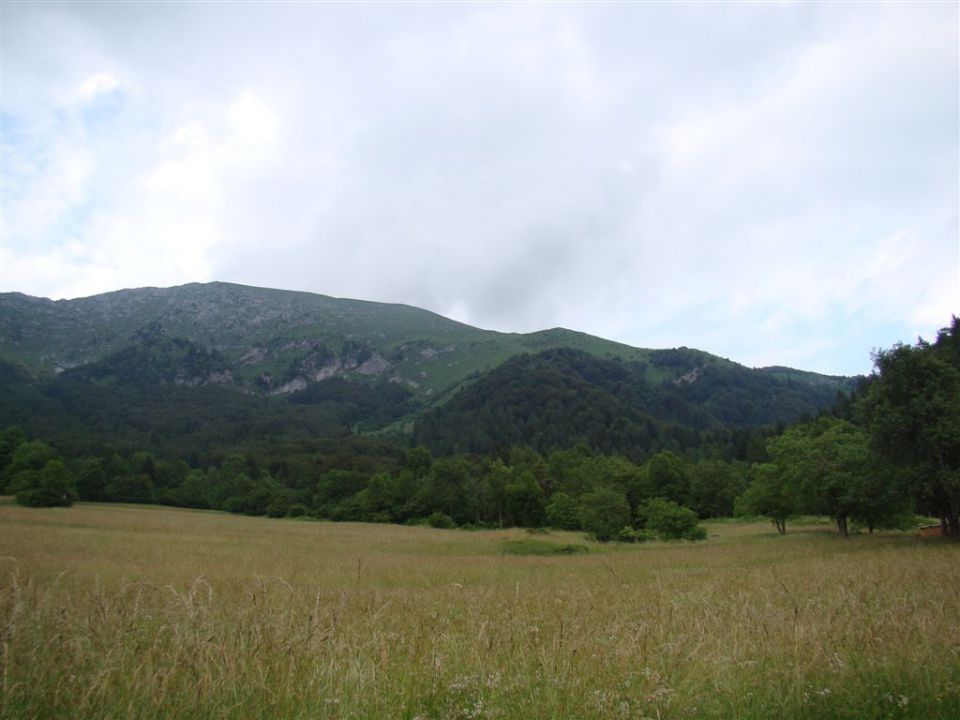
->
left=414, top=348, right=849, bottom=459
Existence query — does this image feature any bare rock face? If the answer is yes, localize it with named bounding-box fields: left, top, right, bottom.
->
left=675, top=367, right=703, bottom=384
left=206, top=370, right=234, bottom=385
left=356, top=352, right=390, bottom=376
left=417, top=344, right=455, bottom=362
left=270, top=377, right=308, bottom=395
left=172, top=369, right=234, bottom=387
left=240, top=347, right=268, bottom=365
left=310, top=357, right=343, bottom=382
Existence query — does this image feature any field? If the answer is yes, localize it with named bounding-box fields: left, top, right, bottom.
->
left=1, top=502, right=957, bottom=719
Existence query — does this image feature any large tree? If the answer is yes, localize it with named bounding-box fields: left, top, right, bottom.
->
left=578, top=488, right=631, bottom=541
left=769, top=417, right=871, bottom=537
left=859, top=318, right=960, bottom=539
left=735, top=462, right=799, bottom=534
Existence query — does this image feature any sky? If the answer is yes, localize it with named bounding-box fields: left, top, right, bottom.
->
left=1, top=1, right=957, bottom=376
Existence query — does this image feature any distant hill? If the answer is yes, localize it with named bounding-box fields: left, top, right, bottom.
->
left=413, top=347, right=852, bottom=459
left=0, top=282, right=857, bottom=459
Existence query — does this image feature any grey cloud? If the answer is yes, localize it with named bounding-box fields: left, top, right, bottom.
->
left=2, top=1, right=956, bottom=375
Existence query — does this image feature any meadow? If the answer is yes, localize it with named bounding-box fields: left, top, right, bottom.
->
left=1, top=501, right=957, bottom=719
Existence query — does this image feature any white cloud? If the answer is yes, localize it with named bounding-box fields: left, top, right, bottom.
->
left=72, top=71, right=122, bottom=104
left=226, top=90, right=280, bottom=155
left=2, top=80, right=281, bottom=297
left=1, top=1, right=956, bottom=373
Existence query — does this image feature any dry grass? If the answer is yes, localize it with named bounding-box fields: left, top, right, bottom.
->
left=1, top=501, right=958, bottom=719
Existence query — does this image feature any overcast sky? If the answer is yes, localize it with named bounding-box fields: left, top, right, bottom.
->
left=1, top=1, right=957, bottom=375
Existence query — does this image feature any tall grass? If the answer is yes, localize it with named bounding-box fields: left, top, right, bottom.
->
left=1, top=502, right=957, bottom=719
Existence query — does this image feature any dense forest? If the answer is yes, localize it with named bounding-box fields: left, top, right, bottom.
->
left=3, top=316, right=957, bottom=540
left=413, top=347, right=844, bottom=459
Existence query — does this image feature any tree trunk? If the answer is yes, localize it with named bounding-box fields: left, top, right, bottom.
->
left=836, top=514, right=849, bottom=538
left=947, top=512, right=959, bottom=540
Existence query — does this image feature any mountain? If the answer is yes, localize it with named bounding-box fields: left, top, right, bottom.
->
left=0, top=282, right=856, bottom=460
left=0, top=282, right=650, bottom=401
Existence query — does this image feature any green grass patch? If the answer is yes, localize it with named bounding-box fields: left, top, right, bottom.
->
left=499, top=538, right=591, bottom=555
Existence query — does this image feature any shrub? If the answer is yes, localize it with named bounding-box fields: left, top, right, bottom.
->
left=578, top=488, right=631, bottom=542
left=427, top=511, right=456, bottom=529
left=13, top=460, right=78, bottom=508
left=639, top=497, right=706, bottom=541
left=266, top=497, right=291, bottom=518
left=286, top=503, right=309, bottom=518
left=614, top=526, right=650, bottom=543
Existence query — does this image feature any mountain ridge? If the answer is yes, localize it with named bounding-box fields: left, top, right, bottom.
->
left=1, top=281, right=860, bottom=463
left=0, top=281, right=850, bottom=399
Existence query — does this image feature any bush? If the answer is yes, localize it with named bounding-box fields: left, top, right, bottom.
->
left=286, top=503, right=309, bottom=518
left=12, top=460, right=78, bottom=508
left=614, top=526, right=651, bottom=543
left=578, top=488, right=631, bottom=542
left=639, top=497, right=706, bottom=541
left=427, top=511, right=456, bottom=529
left=266, top=497, right=291, bottom=518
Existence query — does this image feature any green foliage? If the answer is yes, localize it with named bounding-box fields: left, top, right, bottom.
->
left=64, top=329, right=231, bottom=387
left=0, top=425, right=26, bottom=490
left=6, top=440, right=80, bottom=508
left=13, top=459, right=78, bottom=507
left=499, top=539, right=589, bottom=555
left=404, top=447, right=433, bottom=479
left=505, top=471, right=546, bottom=527
left=639, top=497, right=705, bottom=541
left=859, top=317, right=960, bottom=538
left=76, top=458, right=111, bottom=501
left=426, top=458, right=472, bottom=524
left=546, top=492, right=580, bottom=530
left=286, top=503, right=309, bottom=518
left=287, top=377, right=417, bottom=429
left=414, top=348, right=844, bottom=460
left=426, top=511, right=456, bottom=529
left=769, top=418, right=872, bottom=537
left=578, top=488, right=631, bottom=542
left=160, top=470, right=212, bottom=509
left=688, top=459, right=746, bottom=518
left=103, top=472, right=155, bottom=504
left=644, top=450, right=690, bottom=506
left=614, top=526, right=650, bottom=543
left=735, top=463, right=800, bottom=534
left=4, top=439, right=60, bottom=489
left=266, top=495, right=292, bottom=518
